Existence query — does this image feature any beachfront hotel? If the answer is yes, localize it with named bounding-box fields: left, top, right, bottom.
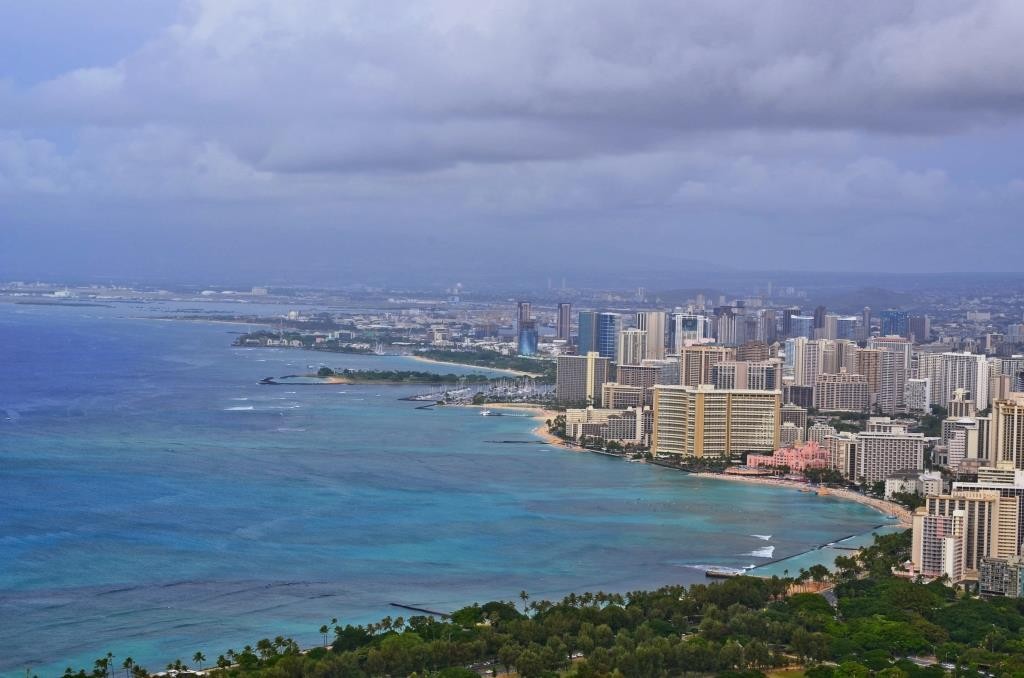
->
left=650, top=385, right=781, bottom=459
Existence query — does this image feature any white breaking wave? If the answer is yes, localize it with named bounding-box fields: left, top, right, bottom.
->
left=751, top=534, right=772, bottom=541
left=231, top=397, right=250, bottom=401
left=224, top=406, right=255, bottom=411
left=743, top=546, right=775, bottom=559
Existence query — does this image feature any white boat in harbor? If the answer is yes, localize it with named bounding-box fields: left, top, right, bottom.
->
left=479, top=409, right=493, bottom=416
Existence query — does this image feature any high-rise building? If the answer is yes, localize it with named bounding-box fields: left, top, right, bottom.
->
left=813, top=305, right=827, bottom=330
left=636, top=311, right=667, bottom=360
left=782, top=307, right=801, bottom=336
left=577, top=311, right=597, bottom=354
left=827, top=432, right=858, bottom=478
left=861, top=307, right=872, bottom=340
left=905, top=378, right=931, bottom=413
left=736, top=341, right=771, bottom=362
left=868, top=336, right=913, bottom=414
left=595, top=313, right=620, bottom=361
left=909, top=315, right=931, bottom=344
left=668, top=313, right=709, bottom=352
left=916, top=352, right=946, bottom=408
left=556, top=302, right=572, bottom=342
left=711, top=360, right=781, bottom=391
left=780, top=403, right=808, bottom=441
left=942, top=352, right=990, bottom=410
left=788, top=337, right=825, bottom=388
left=992, top=393, right=1024, bottom=469
left=576, top=311, right=619, bottom=360
left=517, top=301, right=532, bottom=327
left=809, top=422, right=838, bottom=445
left=616, top=328, right=648, bottom=366
left=855, top=423, right=926, bottom=483
left=679, top=345, right=735, bottom=387
left=880, top=310, right=910, bottom=338
left=555, top=352, right=610, bottom=406
left=517, top=321, right=538, bottom=356
left=790, top=315, right=814, bottom=339
left=651, top=385, right=781, bottom=459
left=814, top=369, right=870, bottom=412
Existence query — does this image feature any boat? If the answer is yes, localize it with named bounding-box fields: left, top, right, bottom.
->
left=704, top=567, right=743, bottom=579
left=479, top=409, right=493, bottom=416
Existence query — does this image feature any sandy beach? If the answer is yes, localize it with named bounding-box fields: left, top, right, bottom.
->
left=409, top=355, right=543, bottom=378
left=463, top=402, right=577, bottom=450
left=692, top=472, right=912, bottom=526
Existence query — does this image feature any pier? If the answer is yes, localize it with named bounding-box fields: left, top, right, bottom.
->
left=390, top=602, right=450, bottom=618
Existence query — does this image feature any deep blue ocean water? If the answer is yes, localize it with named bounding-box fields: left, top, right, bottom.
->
left=0, top=302, right=894, bottom=676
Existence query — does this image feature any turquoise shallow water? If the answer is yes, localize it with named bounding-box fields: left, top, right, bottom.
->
left=0, top=303, right=895, bottom=676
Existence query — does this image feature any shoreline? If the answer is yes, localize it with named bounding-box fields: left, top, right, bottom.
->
left=460, top=403, right=578, bottom=450
left=689, top=472, right=912, bottom=527
left=409, top=355, right=543, bottom=378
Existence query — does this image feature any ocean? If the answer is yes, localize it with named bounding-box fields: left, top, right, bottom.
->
left=0, top=302, right=894, bottom=676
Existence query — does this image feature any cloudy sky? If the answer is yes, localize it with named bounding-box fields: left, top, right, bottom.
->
left=1, top=0, right=1022, bottom=285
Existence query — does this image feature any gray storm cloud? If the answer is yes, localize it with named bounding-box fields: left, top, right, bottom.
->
left=0, top=0, right=1022, bottom=281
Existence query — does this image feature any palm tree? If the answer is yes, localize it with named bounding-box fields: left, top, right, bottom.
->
left=192, top=653, right=205, bottom=671
left=121, top=657, right=134, bottom=678
left=319, top=624, right=330, bottom=646
left=519, top=590, right=530, bottom=612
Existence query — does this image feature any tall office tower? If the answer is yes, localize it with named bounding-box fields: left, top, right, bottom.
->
left=577, top=311, right=597, bottom=354
left=814, top=369, right=870, bottom=412
left=992, top=393, right=1024, bottom=468
left=616, top=328, right=648, bottom=366
left=556, top=303, right=572, bottom=342
left=668, top=313, right=708, bottom=352
left=823, top=315, right=858, bottom=341
left=905, top=378, right=931, bottom=413
left=595, top=313, right=621, bottom=360
left=861, top=306, right=872, bottom=340
left=942, top=352, right=990, bottom=410
left=758, top=309, right=778, bottom=343
left=636, top=311, right=666, bottom=360
left=790, top=315, right=814, bottom=339
left=782, top=307, right=801, bottom=336
left=855, top=423, right=926, bottom=483
left=517, top=321, right=539, bottom=356
left=517, top=301, right=532, bottom=327
left=880, top=309, right=910, bottom=338
left=555, top=352, right=610, bottom=406
left=834, top=340, right=859, bottom=373
left=679, top=345, right=735, bottom=387
left=869, top=336, right=913, bottom=414
left=909, top=315, right=931, bottom=344
left=711, top=360, right=780, bottom=391
left=813, top=305, right=827, bottom=330
left=784, top=384, right=815, bottom=409
left=651, top=385, right=781, bottom=459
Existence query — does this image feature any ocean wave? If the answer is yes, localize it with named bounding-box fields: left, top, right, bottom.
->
left=231, top=397, right=250, bottom=401
left=751, top=534, right=772, bottom=541
left=742, top=546, right=775, bottom=559
left=224, top=406, right=255, bottom=411
left=276, top=427, right=307, bottom=432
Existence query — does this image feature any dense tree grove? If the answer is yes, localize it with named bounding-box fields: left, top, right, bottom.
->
left=58, top=531, right=1024, bottom=677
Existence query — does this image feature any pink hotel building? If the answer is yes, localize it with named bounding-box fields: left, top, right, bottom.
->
left=747, top=441, right=831, bottom=473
